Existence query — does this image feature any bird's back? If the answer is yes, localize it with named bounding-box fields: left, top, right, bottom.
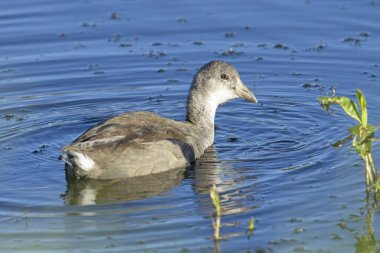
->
left=62, top=111, right=205, bottom=179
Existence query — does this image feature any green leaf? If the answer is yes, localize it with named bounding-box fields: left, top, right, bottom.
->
left=349, top=125, right=361, bottom=136
left=351, top=124, right=376, bottom=156
left=356, top=89, right=367, bottom=127
left=317, top=97, right=331, bottom=111
left=318, top=95, right=361, bottom=123
left=335, top=97, right=361, bottom=124
left=367, top=124, right=379, bottom=132
left=353, top=137, right=367, bottom=157
left=317, top=97, right=330, bottom=105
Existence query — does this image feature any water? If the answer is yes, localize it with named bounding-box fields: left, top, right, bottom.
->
left=1, top=0, right=380, bottom=252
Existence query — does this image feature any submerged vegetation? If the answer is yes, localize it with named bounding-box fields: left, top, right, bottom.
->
left=248, top=217, right=255, bottom=237
left=209, top=185, right=256, bottom=244
left=210, top=184, right=221, bottom=241
left=318, top=89, right=380, bottom=192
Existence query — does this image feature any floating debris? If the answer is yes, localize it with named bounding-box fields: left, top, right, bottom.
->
left=274, top=43, right=289, bottom=49
left=31, top=144, right=49, bottom=155
left=75, top=43, right=86, bottom=49
left=287, top=218, right=303, bottom=223
left=1, top=68, right=13, bottom=73
left=148, top=50, right=166, bottom=58
left=302, top=82, right=322, bottom=89
left=85, top=64, right=105, bottom=75
left=3, top=113, right=24, bottom=121
left=108, top=33, right=122, bottom=42
left=337, top=222, right=348, bottom=230
left=39, top=144, right=49, bottom=149
left=231, top=43, right=244, bottom=47
left=156, top=69, right=165, bottom=73
left=147, top=95, right=164, bottom=102
left=302, top=83, right=319, bottom=89
left=359, top=31, right=370, bottom=37
left=361, top=71, right=377, bottom=80
left=292, top=72, right=302, bottom=76
left=16, top=115, right=24, bottom=121
left=330, top=234, right=343, bottom=240
left=177, top=17, right=188, bottom=23
left=306, top=43, right=327, bottom=52
left=343, top=37, right=362, bottom=46
left=220, top=48, right=242, bottom=57
left=110, top=12, right=120, bottom=20
left=81, top=22, right=97, bottom=28
left=119, top=43, right=132, bottom=48
left=192, top=41, right=203, bottom=46
left=269, top=237, right=297, bottom=245
left=293, top=227, right=305, bottom=233
left=227, top=137, right=239, bottom=142
left=257, top=43, right=268, bottom=48
left=224, top=32, right=235, bottom=38
left=4, top=114, right=15, bottom=120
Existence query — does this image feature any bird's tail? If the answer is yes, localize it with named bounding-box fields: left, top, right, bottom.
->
left=61, top=146, right=95, bottom=178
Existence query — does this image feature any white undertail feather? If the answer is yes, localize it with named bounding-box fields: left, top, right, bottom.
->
left=71, top=152, right=96, bottom=172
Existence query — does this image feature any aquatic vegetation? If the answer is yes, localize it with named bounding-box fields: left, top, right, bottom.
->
left=318, top=89, right=380, bottom=192
left=210, top=184, right=221, bottom=241
left=248, top=217, right=255, bottom=237
left=210, top=185, right=256, bottom=243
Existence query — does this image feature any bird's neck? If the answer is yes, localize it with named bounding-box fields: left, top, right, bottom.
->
left=186, top=84, right=218, bottom=130
left=186, top=89, right=216, bottom=150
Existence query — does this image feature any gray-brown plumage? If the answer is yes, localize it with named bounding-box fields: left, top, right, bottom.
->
left=62, top=60, right=257, bottom=179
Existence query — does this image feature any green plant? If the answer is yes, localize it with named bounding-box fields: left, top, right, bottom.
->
left=318, top=89, right=379, bottom=192
left=210, top=184, right=221, bottom=240
left=248, top=217, right=255, bottom=237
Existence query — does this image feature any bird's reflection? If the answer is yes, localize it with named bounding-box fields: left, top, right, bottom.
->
left=192, top=146, right=257, bottom=216
left=63, top=144, right=257, bottom=217
left=63, top=165, right=186, bottom=205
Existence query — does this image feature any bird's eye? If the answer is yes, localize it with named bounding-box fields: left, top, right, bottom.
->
left=220, top=74, right=229, bottom=80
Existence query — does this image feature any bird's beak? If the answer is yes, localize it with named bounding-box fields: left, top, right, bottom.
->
left=235, top=80, right=257, bottom=103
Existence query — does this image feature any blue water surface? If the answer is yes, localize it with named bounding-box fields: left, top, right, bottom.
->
left=1, top=0, right=380, bottom=252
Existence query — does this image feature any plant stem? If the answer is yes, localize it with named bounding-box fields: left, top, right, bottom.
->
left=210, top=185, right=221, bottom=241
left=214, top=212, right=220, bottom=240
left=364, top=155, right=371, bottom=189
left=368, top=154, right=378, bottom=182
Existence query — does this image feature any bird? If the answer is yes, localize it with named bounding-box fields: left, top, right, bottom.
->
left=61, top=60, right=257, bottom=179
